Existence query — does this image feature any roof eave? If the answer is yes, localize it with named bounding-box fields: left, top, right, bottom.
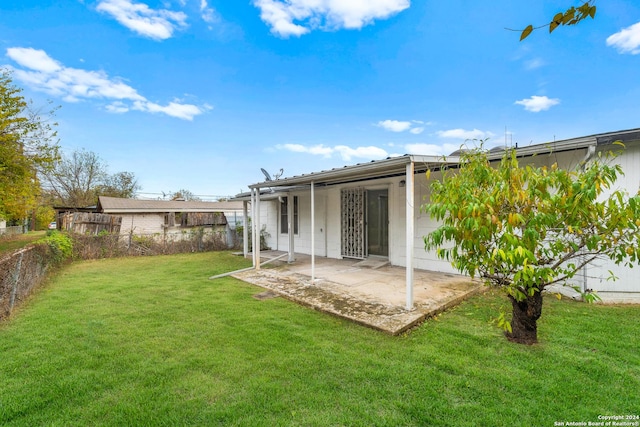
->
left=247, top=155, right=460, bottom=189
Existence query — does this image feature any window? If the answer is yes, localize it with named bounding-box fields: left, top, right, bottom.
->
left=280, top=196, right=298, bottom=234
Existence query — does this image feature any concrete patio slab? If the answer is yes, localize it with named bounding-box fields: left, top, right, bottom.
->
left=232, top=252, right=485, bottom=335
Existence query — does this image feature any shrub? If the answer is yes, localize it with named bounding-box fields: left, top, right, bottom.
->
left=38, top=231, right=73, bottom=264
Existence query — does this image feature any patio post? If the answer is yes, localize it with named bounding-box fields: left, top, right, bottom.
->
left=255, top=187, right=261, bottom=270
left=251, top=189, right=256, bottom=268
left=243, top=200, right=249, bottom=258
left=406, top=161, right=415, bottom=310
left=311, top=181, right=315, bottom=284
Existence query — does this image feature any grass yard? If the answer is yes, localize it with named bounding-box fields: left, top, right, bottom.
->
left=0, top=252, right=639, bottom=426
left=0, top=231, right=46, bottom=255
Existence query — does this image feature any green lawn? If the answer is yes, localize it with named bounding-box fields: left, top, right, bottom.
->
left=1, top=252, right=639, bottom=426
left=0, top=231, right=46, bottom=255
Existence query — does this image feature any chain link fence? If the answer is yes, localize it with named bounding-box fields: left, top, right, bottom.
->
left=1, top=228, right=244, bottom=320
left=0, top=245, right=51, bottom=320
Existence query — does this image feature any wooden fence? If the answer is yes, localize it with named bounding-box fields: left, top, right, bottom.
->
left=61, top=212, right=122, bottom=235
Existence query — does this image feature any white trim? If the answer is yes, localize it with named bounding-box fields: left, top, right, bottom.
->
left=311, top=181, right=316, bottom=284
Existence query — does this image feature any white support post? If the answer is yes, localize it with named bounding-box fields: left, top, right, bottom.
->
left=288, top=193, right=295, bottom=263
left=255, top=187, right=261, bottom=270
left=251, top=189, right=257, bottom=268
left=406, top=162, right=415, bottom=310
left=311, top=181, right=315, bottom=284
left=243, top=200, right=249, bottom=258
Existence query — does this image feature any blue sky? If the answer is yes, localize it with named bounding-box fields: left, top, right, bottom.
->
left=2, top=0, right=639, bottom=199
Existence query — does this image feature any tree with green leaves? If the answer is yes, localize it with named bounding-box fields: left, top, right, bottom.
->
left=517, top=1, right=597, bottom=40
left=423, top=146, right=640, bottom=344
left=0, top=69, right=59, bottom=222
left=41, top=149, right=140, bottom=207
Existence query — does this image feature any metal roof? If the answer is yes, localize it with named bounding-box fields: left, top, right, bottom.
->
left=239, top=127, right=640, bottom=194
left=98, top=196, right=244, bottom=213
left=246, top=154, right=460, bottom=190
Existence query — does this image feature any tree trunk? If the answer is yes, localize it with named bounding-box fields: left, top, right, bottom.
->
left=506, top=291, right=544, bottom=344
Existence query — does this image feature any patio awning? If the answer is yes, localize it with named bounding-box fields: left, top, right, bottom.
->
left=245, top=154, right=461, bottom=191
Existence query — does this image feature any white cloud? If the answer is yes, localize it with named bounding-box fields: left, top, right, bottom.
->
left=377, top=119, right=411, bottom=132
left=436, top=128, right=495, bottom=140
left=106, top=101, right=130, bottom=113
left=334, top=145, right=388, bottom=161
left=253, top=0, right=410, bottom=38
left=132, top=100, right=209, bottom=121
left=276, top=143, right=335, bottom=157
left=200, top=0, right=219, bottom=26
left=404, top=143, right=445, bottom=156
left=514, top=95, right=560, bottom=112
left=6, top=47, right=61, bottom=73
left=6, top=47, right=206, bottom=120
left=276, top=143, right=388, bottom=161
left=377, top=119, right=428, bottom=134
left=606, top=21, right=640, bottom=55
left=96, top=0, right=187, bottom=40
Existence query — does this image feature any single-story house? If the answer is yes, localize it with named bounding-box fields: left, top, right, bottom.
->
left=234, top=128, right=640, bottom=306
left=96, top=196, right=245, bottom=246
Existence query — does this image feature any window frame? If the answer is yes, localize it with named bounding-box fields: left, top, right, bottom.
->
left=280, top=196, right=299, bottom=235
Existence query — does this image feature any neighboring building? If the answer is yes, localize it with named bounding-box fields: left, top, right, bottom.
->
left=235, top=128, right=640, bottom=305
left=96, top=196, right=245, bottom=246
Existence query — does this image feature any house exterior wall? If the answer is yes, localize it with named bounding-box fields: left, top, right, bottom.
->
left=257, top=142, right=640, bottom=302
left=258, top=174, right=457, bottom=273
left=118, top=213, right=165, bottom=235
left=115, top=212, right=229, bottom=244
left=513, top=144, right=640, bottom=302
left=585, top=143, right=640, bottom=302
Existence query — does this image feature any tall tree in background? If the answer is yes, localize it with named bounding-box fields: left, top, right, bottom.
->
left=0, top=70, right=59, bottom=222
left=170, top=189, right=200, bottom=201
left=423, top=147, right=640, bottom=344
left=41, top=149, right=140, bottom=207
left=99, top=171, right=140, bottom=199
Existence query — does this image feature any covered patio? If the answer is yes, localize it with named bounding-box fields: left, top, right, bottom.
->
left=231, top=251, right=485, bottom=335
